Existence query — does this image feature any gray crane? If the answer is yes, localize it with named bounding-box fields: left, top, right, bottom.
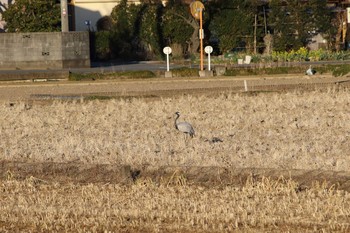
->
left=174, top=112, right=195, bottom=138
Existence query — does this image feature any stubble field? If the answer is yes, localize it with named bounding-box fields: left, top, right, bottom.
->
left=1, top=87, right=350, bottom=232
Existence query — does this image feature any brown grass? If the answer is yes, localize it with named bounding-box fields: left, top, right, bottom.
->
left=0, top=176, right=349, bottom=232
left=1, top=88, right=350, bottom=232
left=1, top=88, right=350, bottom=170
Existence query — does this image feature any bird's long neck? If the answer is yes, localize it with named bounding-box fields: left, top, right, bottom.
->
left=174, top=114, right=179, bottom=129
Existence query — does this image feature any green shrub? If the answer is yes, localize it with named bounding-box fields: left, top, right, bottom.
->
left=171, top=67, right=199, bottom=77
left=225, top=66, right=304, bottom=76
left=224, top=64, right=350, bottom=77
left=328, top=64, right=350, bottom=77
left=220, top=49, right=350, bottom=64
left=110, top=71, right=156, bottom=79
left=93, top=31, right=112, bottom=60
left=69, top=71, right=156, bottom=81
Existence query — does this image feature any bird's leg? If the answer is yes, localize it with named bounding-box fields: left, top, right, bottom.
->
left=183, top=133, right=189, bottom=145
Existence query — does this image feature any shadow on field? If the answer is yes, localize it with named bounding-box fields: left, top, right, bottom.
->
left=1, top=161, right=350, bottom=191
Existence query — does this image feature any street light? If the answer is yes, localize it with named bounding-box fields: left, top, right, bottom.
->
left=190, top=1, right=205, bottom=71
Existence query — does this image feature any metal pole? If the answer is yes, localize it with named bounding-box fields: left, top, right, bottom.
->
left=208, top=52, right=211, bottom=71
left=166, top=54, right=170, bottom=72
left=61, top=0, right=69, bottom=32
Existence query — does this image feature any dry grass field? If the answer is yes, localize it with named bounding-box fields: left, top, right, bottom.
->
left=1, top=88, right=350, bottom=232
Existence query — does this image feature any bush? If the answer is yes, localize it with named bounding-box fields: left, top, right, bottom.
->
left=171, top=67, right=199, bottom=77
left=224, top=64, right=350, bottom=77
left=69, top=71, right=156, bottom=81
left=93, top=31, right=112, bottom=60
left=326, top=64, right=350, bottom=77
left=219, top=49, right=350, bottom=64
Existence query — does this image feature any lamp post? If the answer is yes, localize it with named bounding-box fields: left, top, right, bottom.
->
left=190, top=1, right=205, bottom=71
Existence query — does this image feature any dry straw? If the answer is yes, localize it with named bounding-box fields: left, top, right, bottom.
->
left=0, top=88, right=350, bottom=171
left=0, top=176, right=349, bottom=232
left=1, top=88, right=350, bottom=231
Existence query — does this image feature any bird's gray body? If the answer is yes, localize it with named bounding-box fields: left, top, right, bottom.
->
left=174, top=112, right=195, bottom=138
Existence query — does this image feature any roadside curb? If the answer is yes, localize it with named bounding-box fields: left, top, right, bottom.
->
left=0, top=69, right=69, bottom=82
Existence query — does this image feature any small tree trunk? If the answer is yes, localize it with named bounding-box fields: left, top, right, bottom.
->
left=188, top=18, right=199, bottom=55
left=335, top=12, right=346, bottom=52
left=189, top=27, right=199, bottom=54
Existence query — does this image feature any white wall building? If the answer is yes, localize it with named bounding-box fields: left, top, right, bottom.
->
left=0, top=0, right=10, bottom=32
left=71, top=0, right=141, bottom=31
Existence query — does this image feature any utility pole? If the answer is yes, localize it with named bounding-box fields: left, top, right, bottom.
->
left=254, top=14, right=257, bottom=54
left=61, top=0, right=69, bottom=32
left=199, top=8, right=204, bottom=71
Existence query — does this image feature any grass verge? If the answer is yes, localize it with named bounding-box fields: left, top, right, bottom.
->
left=69, top=70, right=156, bottom=81
left=225, top=64, right=350, bottom=77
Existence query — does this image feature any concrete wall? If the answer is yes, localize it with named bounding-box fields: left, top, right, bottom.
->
left=0, top=31, right=90, bottom=70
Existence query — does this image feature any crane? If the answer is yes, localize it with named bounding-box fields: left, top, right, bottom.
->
left=174, top=112, right=195, bottom=138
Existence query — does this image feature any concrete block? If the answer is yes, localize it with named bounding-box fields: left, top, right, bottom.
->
left=214, top=66, right=226, bottom=76
left=165, top=71, right=173, bottom=78
left=199, top=70, right=214, bottom=77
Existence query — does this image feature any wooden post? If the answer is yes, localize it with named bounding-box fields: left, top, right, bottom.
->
left=200, top=8, right=204, bottom=71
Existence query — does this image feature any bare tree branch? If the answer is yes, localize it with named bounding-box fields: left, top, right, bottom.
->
left=170, top=11, right=198, bottom=29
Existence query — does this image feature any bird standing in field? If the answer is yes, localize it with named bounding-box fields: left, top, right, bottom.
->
left=174, top=112, right=195, bottom=138
left=306, top=65, right=316, bottom=76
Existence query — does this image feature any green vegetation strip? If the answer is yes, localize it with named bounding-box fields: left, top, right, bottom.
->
left=67, top=64, right=350, bottom=81
left=225, top=64, right=350, bottom=77
left=69, top=70, right=156, bottom=81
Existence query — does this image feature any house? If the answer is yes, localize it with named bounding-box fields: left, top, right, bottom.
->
left=70, top=0, right=142, bottom=31
left=0, top=0, right=9, bottom=32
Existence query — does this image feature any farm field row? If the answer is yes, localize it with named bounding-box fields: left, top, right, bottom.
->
left=1, top=78, right=350, bottom=232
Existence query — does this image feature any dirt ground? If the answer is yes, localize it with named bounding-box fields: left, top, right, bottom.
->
left=1, top=74, right=350, bottom=190
left=0, top=73, right=349, bottom=101
left=1, top=161, right=350, bottom=191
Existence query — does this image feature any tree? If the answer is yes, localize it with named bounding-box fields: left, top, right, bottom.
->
left=269, top=0, right=332, bottom=52
left=3, top=0, right=60, bottom=32
left=208, top=0, right=254, bottom=54
left=268, top=0, right=298, bottom=51
left=138, top=3, right=163, bottom=59
left=161, top=0, right=198, bottom=57
left=110, top=0, right=142, bottom=58
left=308, top=0, right=334, bottom=50
left=96, top=16, right=114, bottom=31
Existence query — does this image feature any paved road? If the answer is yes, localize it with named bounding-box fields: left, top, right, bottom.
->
left=71, top=61, right=193, bottom=73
